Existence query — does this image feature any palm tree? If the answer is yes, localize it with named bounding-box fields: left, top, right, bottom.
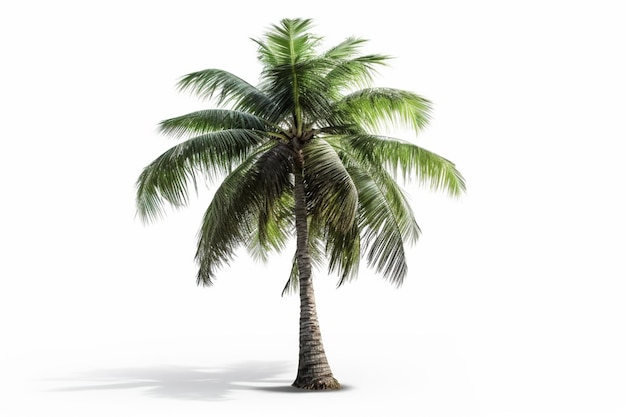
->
left=136, top=18, right=465, bottom=390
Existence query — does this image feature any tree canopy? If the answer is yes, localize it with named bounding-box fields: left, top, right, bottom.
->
left=136, top=18, right=465, bottom=290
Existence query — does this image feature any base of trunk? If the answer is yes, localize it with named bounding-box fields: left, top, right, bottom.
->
left=292, top=375, right=341, bottom=390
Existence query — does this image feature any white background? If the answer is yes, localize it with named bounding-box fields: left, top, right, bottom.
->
left=1, top=1, right=625, bottom=416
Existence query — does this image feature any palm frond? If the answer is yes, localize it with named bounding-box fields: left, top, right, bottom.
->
left=177, top=69, right=277, bottom=119
left=345, top=134, right=466, bottom=197
left=159, top=109, right=270, bottom=139
left=349, top=166, right=410, bottom=285
left=370, top=167, right=421, bottom=244
left=136, top=129, right=265, bottom=222
left=247, top=191, right=293, bottom=262
left=254, top=18, right=319, bottom=67
left=333, top=138, right=422, bottom=244
left=322, top=37, right=368, bottom=60
left=320, top=37, right=388, bottom=95
left=303, top=139, right=358, bottom=233
left=261, top=58, right=341, bottom=126
left=324, top=55, right=389, bottom=95
left=196, top=143, right=294, bottom=285
left=195, top=158, right=259, bottom=285
left=337, top=88, right=432, bottom=134
left=282, top=258, right=300, bottom=296
left=324, top=220, right=361, bottom=287
left=247, top=145, right=295, bottom=261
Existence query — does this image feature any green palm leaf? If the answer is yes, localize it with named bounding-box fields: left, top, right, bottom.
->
left=177, top=69, right=277, bottom=120
left=136, top=129, right=265, bottom=222
left=337, top=88, right=432, bottom=134
left=255, top=18, right=319, bottom=67
left=247, top=191, right=294, bottom=263
left=350, top=165, right=409, bottom=285
left=159, top=109, right=270, bottom=138
left=303, top=139, right=358, bottom=233
left=345, top=134, right=466, bottom=197
left=195, top=156, right=259, bottom=285
left=196, top=143, right=293, bottom=285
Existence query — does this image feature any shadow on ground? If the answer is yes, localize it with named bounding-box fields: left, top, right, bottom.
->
left=48, top=361, right=303, bottom=401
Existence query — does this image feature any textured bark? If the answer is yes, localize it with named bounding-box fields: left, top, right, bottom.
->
left=291, top=160, right=341, bottom=390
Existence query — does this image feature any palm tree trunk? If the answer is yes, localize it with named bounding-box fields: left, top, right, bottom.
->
left=292, top=163, right=341, bottom=390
